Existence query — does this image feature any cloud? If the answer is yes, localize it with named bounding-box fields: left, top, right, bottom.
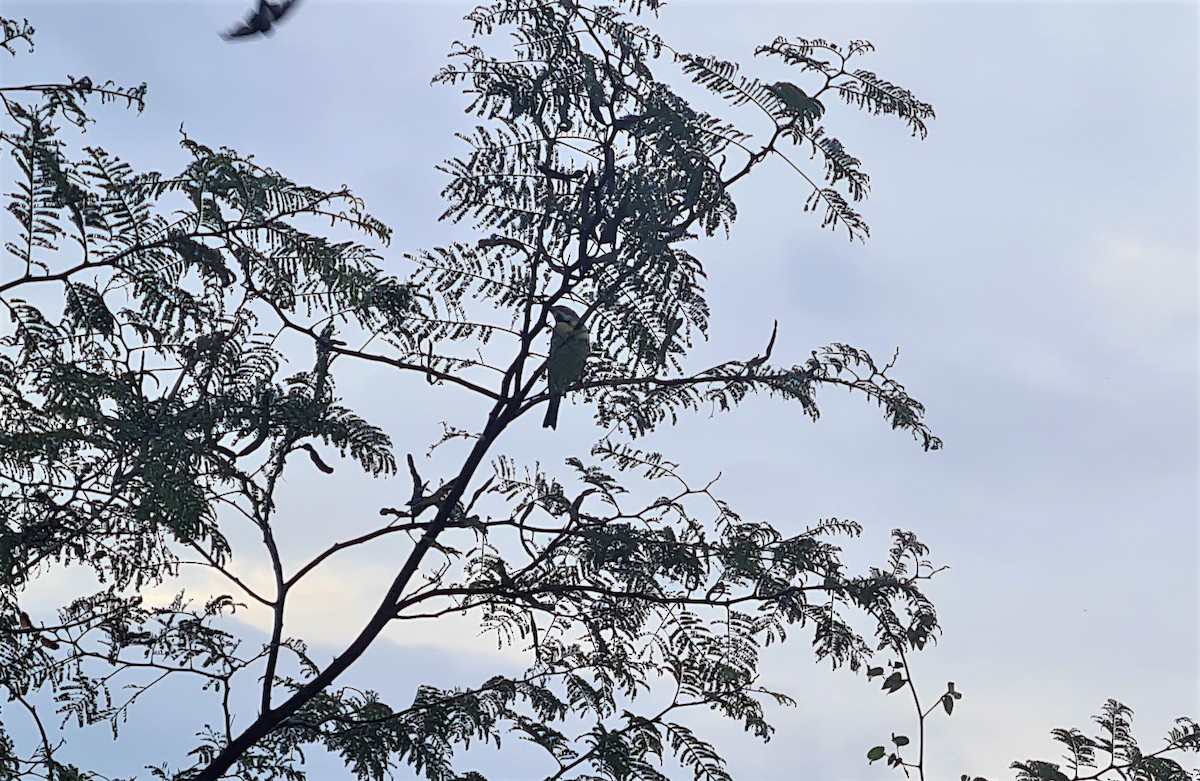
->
left=142, top=558, right=529, bottom=660
left=1084, top=234, right=1197, bottom=338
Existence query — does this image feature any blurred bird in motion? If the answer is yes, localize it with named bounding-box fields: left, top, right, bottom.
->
left=543, top=305, right=590, bottom=429
left=221, top=0, right=301, bottom=40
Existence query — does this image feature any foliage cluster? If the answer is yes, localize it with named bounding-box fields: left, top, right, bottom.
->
left=0, top=6, right=1194, bottom=781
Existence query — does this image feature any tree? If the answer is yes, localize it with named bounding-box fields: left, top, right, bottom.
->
left=0, top=5, right=1193, bottom=781
left=995, top=701, right=1199, bottom=781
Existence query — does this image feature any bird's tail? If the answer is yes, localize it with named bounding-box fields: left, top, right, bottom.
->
left=542, top=394, right=560, bottom=429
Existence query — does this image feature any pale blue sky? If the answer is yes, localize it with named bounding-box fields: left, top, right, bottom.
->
left=3, top=2, right=1197, bottom=779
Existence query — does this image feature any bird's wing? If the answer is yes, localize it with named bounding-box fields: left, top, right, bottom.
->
left=221, top=22, right=258, bottom=39
left=547, top=325, right=588, bottom=391
left=559, top=327, right=590, bottom=378
left=221, top=5, right=268, bottom=39
left=222, top=0, right=299, bottom=39
left=550, top=326, right=570, bottom=352
left=265, top=0, right=300, bottom=21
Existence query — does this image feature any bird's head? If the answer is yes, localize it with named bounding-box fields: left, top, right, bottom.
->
left=548, top=305, right=582, bottom=327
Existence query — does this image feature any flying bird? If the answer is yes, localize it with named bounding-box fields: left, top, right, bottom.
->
left=542, top=305, right=590, bottom=429
left=221, top=0, right=301, bottom=40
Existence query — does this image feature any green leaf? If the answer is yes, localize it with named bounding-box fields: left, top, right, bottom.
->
left=882, top=671, right=905, bottom=693
left=867, top=746, right=886, bottom=762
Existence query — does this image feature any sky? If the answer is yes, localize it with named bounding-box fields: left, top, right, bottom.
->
left=2, top=1, right=1197, bottom=780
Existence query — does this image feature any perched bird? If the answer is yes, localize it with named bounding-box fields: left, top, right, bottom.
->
left=765, top=81, right=825, bottom=121
left=542, top=305, right=590, bottom=429
left=221, top=0, right=301, bottom=40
